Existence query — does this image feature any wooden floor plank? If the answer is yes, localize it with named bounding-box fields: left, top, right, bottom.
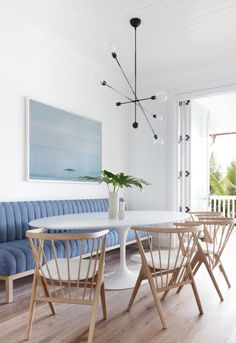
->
left=1, top=235, right=236, bottom=343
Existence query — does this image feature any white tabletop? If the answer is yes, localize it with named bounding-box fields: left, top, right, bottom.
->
left=29, top=210, right=189, bottom=230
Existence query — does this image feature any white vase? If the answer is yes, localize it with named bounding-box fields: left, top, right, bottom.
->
left=109, top=191, right=119, bottom=218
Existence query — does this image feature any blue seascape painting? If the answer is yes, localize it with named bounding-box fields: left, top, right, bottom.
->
left=28, top=99, right=101, bottom=181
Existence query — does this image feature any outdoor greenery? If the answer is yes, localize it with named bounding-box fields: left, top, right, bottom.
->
left=81, top=170, right=150, bottom=192
left=210, top=153, right=236, bottom=195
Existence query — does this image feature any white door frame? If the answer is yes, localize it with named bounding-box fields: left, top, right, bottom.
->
left=168, top=83, right=236, bottom=211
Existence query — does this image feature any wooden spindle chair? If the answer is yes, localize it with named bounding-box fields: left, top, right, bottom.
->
left=26, top=228, right=108, bottom=343
left=175, top=218, right=235, bottom=301
left=127, top=225, right=204, bottom=328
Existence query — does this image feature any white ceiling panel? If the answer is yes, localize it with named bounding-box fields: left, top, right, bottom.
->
left=1, top=0, right=236, bottom=81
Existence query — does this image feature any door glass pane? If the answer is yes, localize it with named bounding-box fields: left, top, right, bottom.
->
left=190, top=100, right=209, bottom=211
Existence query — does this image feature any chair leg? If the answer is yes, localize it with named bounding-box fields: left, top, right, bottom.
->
left=41, top=277, right=56, bottom=315
left=88, top=284, right=101, bottom=343
left=219, top=262, right=231, bottom=288
left=188, top=266, right=203, bottom=315
left=195, top=244, right=224, bottom=301
left=127, top=268, right=144, bottom=311
left=192, top=260, right=202, bottom=276
left=176, top=255, right=200, bottom=295
left=144, top=266, right=167, bottom=329
left=135, top=236, right=167, bottom=329
left=5, top=277, right=13, bottom=303
left=25, top=273, right=38, bottom=340
left=100, top=282, right=107, bottom=320
left=202, top=256, right=224, bottom=301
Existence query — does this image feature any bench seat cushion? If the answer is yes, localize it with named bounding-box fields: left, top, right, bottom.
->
left=0, top=199, right=149, bottom=278
left=126, top=229, right=147, bottom=241
left=0, top=229, right=120, bottom=276
left=0, top=239, right=34, bottom=276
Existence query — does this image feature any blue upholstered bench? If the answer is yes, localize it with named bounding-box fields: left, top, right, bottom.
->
left=0, top=198, right=140, bottom=303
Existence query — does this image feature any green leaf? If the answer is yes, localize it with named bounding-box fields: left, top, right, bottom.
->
left=79, top=170, right=150, bottom=191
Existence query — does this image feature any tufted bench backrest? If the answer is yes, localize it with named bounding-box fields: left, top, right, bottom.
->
left=0, top=199, right=108, bottom=243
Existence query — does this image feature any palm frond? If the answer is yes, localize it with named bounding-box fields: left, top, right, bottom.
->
left=80, top=170, right=150, bottom=191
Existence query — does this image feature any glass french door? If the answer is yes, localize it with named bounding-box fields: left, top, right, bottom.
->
left=177, top=99, right=209, bottom=212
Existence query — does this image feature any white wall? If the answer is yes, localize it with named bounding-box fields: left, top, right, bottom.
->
left=0, top=13, right=128, bottom=201
left=127, top=83, right=168, bottom=210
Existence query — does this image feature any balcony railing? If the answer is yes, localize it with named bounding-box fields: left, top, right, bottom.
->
left=210, top=195, right=236, bottom=218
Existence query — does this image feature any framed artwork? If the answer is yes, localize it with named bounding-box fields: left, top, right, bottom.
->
left=26, top=98, right=102, bottom=182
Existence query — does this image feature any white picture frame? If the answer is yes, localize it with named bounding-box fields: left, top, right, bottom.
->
left=26, top=97, right=102, bottom=183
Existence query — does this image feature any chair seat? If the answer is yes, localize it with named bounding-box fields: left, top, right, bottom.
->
left=132, top=250, right=187, bottom=270
left=199, top=241, right=218, bottom=255
left=40, top=257, right=99, bottom=281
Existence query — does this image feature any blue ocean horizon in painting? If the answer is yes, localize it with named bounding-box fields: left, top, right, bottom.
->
left=29, top=100, right=101, bottom=181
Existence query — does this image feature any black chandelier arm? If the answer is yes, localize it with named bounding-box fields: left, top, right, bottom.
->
left=101, top=80, right=161, bottom=134
left=112, top=55, right=137, bottom=102
left=101, top=81, right=133, bottom=102
left=136, top=99, right=157, bottom=137
left=116, top=96, right=156, bottom=106
left=113, top=57, right=157, bottom=137
left=101, top=80, right=160, bottom=125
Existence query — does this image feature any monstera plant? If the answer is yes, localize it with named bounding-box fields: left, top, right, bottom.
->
left=82, top=170, right=150, bottom=218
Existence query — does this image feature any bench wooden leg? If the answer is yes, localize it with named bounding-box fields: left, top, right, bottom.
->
left=5, top=277, right=13, bottom=303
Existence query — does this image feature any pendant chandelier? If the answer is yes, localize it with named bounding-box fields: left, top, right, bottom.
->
left=101, top=17, right=167, bottom=144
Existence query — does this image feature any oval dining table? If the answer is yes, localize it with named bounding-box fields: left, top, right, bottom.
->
left=29, top=210, right=189, bottom=290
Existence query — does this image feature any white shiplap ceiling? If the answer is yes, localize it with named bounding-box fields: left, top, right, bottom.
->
left=1, top=0, right=236, bottom=81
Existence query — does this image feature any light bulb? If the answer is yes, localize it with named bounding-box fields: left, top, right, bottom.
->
left=103, top=41, right=109, bottom=51
left=155, top=91, right=168, bottom=102
left=90, top=75, right=96, bottom=83
left=103, top=42, right=115, bottom=56
left=91, top=74, right=105, bottom=88
left=154, top=136, right=164, bottom=146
